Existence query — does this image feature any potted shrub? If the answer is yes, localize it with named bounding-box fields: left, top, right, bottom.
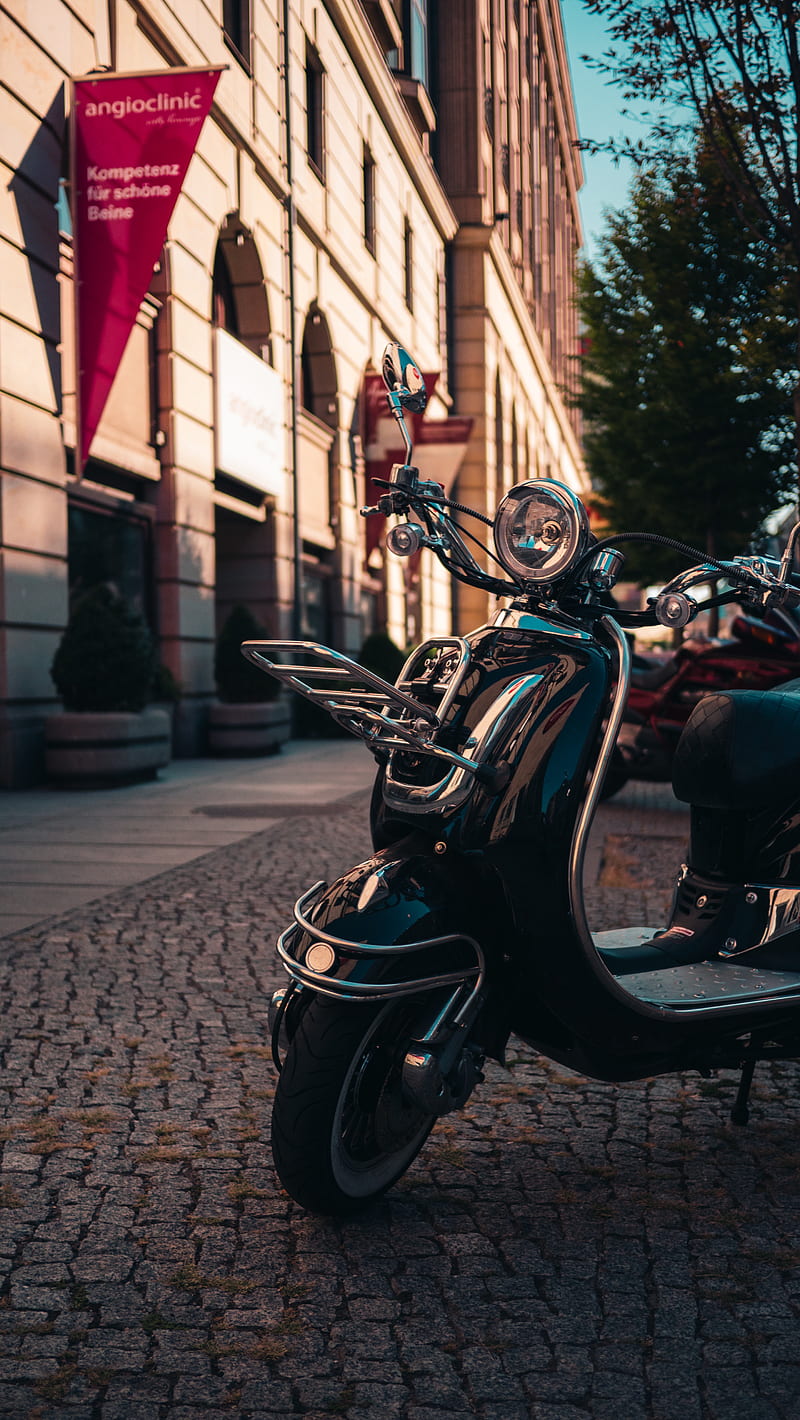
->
left=358, top=631, right=406, bottom=682
left=292, top=630, right=407, bottom=739
left=46, top=585, right=171, bottom=785
left=208, top=604, right=291, bottom=756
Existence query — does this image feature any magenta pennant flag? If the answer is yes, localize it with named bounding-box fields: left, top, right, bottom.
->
left=72, top=66, right=222, bottom=470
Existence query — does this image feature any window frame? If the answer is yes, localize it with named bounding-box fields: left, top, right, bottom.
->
left=363, top=143, right=377, bottom=256
left=306, top=42, right=326, bottom=182
left=222, top=0, right=252, bottom=74
left=403, top=216, right=414, bottom=312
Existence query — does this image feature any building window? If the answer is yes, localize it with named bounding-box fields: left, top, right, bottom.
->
left=406, top=0, right=429, bottom=87
left=388, top=0, right=429, bottom=88
left=306, top=43, right=325, bottom=180
left=223, top=0, right=252, bottom=72
left=67, top=497, right=153, bottom=624
left=213, top=245, right=239, bottom=335
left=363, top=145, right=377, bottom=255
left=403, top=217, right=413, bottom=312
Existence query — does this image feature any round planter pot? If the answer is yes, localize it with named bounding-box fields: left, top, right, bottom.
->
left=207, top=700, right=291, bottom=757
left=45, top=708, right=172, bottom=787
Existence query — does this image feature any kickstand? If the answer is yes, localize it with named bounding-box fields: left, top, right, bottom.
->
left=731, top=1059, right=756, bottom=1126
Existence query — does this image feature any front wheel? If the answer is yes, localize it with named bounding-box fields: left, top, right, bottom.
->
left=271, top=997, right=438, bottom=1215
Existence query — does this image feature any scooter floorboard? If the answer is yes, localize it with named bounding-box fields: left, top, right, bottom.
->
left=618, top=958, right=800, bottom=1008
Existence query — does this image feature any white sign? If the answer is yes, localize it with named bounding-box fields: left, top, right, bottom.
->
left=214, top=327, right=285, bottom=498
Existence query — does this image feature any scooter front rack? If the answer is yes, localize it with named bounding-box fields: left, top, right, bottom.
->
left=241, top=639, right=483, bottom=775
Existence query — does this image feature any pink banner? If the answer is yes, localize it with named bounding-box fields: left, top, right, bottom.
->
left=72, top=66, right=222, bottom=470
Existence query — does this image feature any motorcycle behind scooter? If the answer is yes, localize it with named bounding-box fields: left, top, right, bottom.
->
left=243, top=343, right=800, bottom=1216
left=605, top=603, right=800, bottom=798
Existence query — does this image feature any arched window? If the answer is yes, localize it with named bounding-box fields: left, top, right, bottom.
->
left=211, top=216, right=271, bottom=361
left=213, top=243, right=239, bottom=335
left=300, top=306, right=337, bottom=427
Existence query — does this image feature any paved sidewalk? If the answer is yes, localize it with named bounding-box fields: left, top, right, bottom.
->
left=1, top=772, right=799, bottom=1418
left=0, top=739, right=376, bottom=938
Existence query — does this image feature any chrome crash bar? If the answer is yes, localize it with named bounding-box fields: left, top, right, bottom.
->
left=276, top=881, right=485, bottom=1013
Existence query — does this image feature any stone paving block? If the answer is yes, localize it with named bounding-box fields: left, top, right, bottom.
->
left=0, top=790, right=798, bottom=1417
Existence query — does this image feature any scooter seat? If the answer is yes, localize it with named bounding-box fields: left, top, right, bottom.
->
left=672, top=682, right=800, bottom=810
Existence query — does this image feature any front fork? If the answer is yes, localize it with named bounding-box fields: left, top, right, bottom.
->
left=268, top=978, right=486, bottom=1117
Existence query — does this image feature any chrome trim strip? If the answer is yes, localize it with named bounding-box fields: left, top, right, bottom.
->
left=384, top=671, right=544, bottom=812
left=568, top=615, right=631, bottom=943
left=493, top=606, right=595, bottom=642
left=640, top=985, right=800, bottom=1016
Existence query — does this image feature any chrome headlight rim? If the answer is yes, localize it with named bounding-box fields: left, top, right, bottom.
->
left=493, top=480, right=590, bottom=585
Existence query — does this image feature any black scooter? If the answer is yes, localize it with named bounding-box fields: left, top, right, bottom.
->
left=244, top=344, right=800, bottom=1216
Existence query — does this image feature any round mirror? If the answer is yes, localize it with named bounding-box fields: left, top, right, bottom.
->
left=381, top=343, right=427, bottom=413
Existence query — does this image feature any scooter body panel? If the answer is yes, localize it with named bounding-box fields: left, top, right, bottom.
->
left=373, top=621, right=613, bottom=851
left=287, top=619, right=800, bottom=1074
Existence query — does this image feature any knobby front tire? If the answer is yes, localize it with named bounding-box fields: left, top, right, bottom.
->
left=271, top=997, right=437, bottom=1215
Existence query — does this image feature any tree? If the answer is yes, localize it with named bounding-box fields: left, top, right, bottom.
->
left=581, top=0, right=800, bottom=482
left=577, top=134, right=796, bottom=587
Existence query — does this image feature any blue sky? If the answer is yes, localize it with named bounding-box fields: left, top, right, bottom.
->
left=560, top=0, right=638, bottom=260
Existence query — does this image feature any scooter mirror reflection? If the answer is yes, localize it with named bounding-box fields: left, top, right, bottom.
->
left=381, top=343, right=427, bottom=413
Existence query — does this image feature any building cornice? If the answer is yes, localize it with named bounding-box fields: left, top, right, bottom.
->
left=455, top=222, right=586, bottom=481
left=538, top=1, right=585, bottom=242
left=321, top=0, right=457, bottom=239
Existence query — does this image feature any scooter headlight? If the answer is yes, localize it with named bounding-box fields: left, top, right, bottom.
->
left=494, top=480, right=590, bottom=584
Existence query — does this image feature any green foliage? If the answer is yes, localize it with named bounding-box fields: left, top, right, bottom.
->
left=357, top=631, right=406, bottom=682
left=577, top=133, right=797, bottom=583
left=293, top=630, right=405, bottom=739
left=51, top=585, right=156, bottom=713
left=581, top=2, right=800, bottom=266
left=214, top=605, right=278, bottom=703
left=151, top=663, right=182, bottom=703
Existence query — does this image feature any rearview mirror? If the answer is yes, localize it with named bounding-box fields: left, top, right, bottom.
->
left=381, top=343, right=427, bottom=413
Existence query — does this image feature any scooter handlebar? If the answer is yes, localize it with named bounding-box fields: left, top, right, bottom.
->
left=658, top=554, right=800, bottom=618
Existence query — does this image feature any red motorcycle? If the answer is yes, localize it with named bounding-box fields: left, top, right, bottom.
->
left=605, top=603, right=800, bottom=797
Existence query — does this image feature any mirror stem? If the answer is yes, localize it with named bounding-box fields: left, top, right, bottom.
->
left=387, top=389, right=413, bottom=464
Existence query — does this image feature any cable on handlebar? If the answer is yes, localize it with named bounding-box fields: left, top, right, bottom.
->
left=433, top=496, right=495, bottom=528
left=571, top=531, right=753, bottom=587
left=439, top=510, right=518, bottom=579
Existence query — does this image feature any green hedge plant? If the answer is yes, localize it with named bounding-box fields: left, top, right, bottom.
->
left=51, top=585, right=156, bottom=713
left=214, top=605, right=278, bottom=703
left=358, top=631, right=406, bottom=682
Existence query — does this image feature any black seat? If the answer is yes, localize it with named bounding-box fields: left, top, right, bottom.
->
left=672, top=680, right=800, bottom=810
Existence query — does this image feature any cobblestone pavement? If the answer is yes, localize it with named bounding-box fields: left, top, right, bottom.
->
left=1, top=786, right=800, bottom=1418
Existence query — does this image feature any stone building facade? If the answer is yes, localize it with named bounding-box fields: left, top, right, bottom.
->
left=0, top=0, right=584, bottom=786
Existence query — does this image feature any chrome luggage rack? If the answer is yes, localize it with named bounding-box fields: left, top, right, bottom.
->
left=241, top=638, right=481, bottom=774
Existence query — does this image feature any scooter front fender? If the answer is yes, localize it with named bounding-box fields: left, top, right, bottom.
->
left=275, top=833, right=509, bottom=1007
